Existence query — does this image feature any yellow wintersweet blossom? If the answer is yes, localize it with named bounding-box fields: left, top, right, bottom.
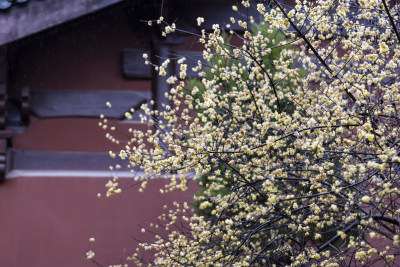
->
left=100, top=0, right=400, bottom=265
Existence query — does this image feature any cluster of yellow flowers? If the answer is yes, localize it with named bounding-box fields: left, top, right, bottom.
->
left=100, top=0, right=400, bottom=265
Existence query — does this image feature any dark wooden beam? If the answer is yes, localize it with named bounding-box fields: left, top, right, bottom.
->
left=151, top=44, right=172, bottom=116
left=122, top=49, right=152, bottom=79
left=11, top=150, right=128, bottom=171
left=0, top=46, right=12, bottom=182
left=30, top=90, right=150, bottom=119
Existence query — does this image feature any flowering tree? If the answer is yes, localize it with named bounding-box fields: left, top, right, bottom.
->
left=99, top=0, right=400, bottom=266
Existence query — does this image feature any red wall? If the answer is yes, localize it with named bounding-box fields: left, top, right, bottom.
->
left=12, top=6, right=150, bottom=92
left=0, top=177, right=197, bottom=267
left=0, top=4, right=199, bottom=267
left=11, top=5, right=152, bottom=152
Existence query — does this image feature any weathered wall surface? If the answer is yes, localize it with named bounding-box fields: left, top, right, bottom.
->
left=0, top=177, right=197, bottom=267
left=0, top=3, right=198, bottom=267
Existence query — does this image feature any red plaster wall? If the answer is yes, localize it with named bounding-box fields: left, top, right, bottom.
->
left=12, top=6, right=150, bottom=92
left=0, top=177, right=197, bottom=267
left=1, top=4, right=201, bottom=267
left=11, top=6, right=152, bottom=152
left=12, top=117, right=150, bottom=152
